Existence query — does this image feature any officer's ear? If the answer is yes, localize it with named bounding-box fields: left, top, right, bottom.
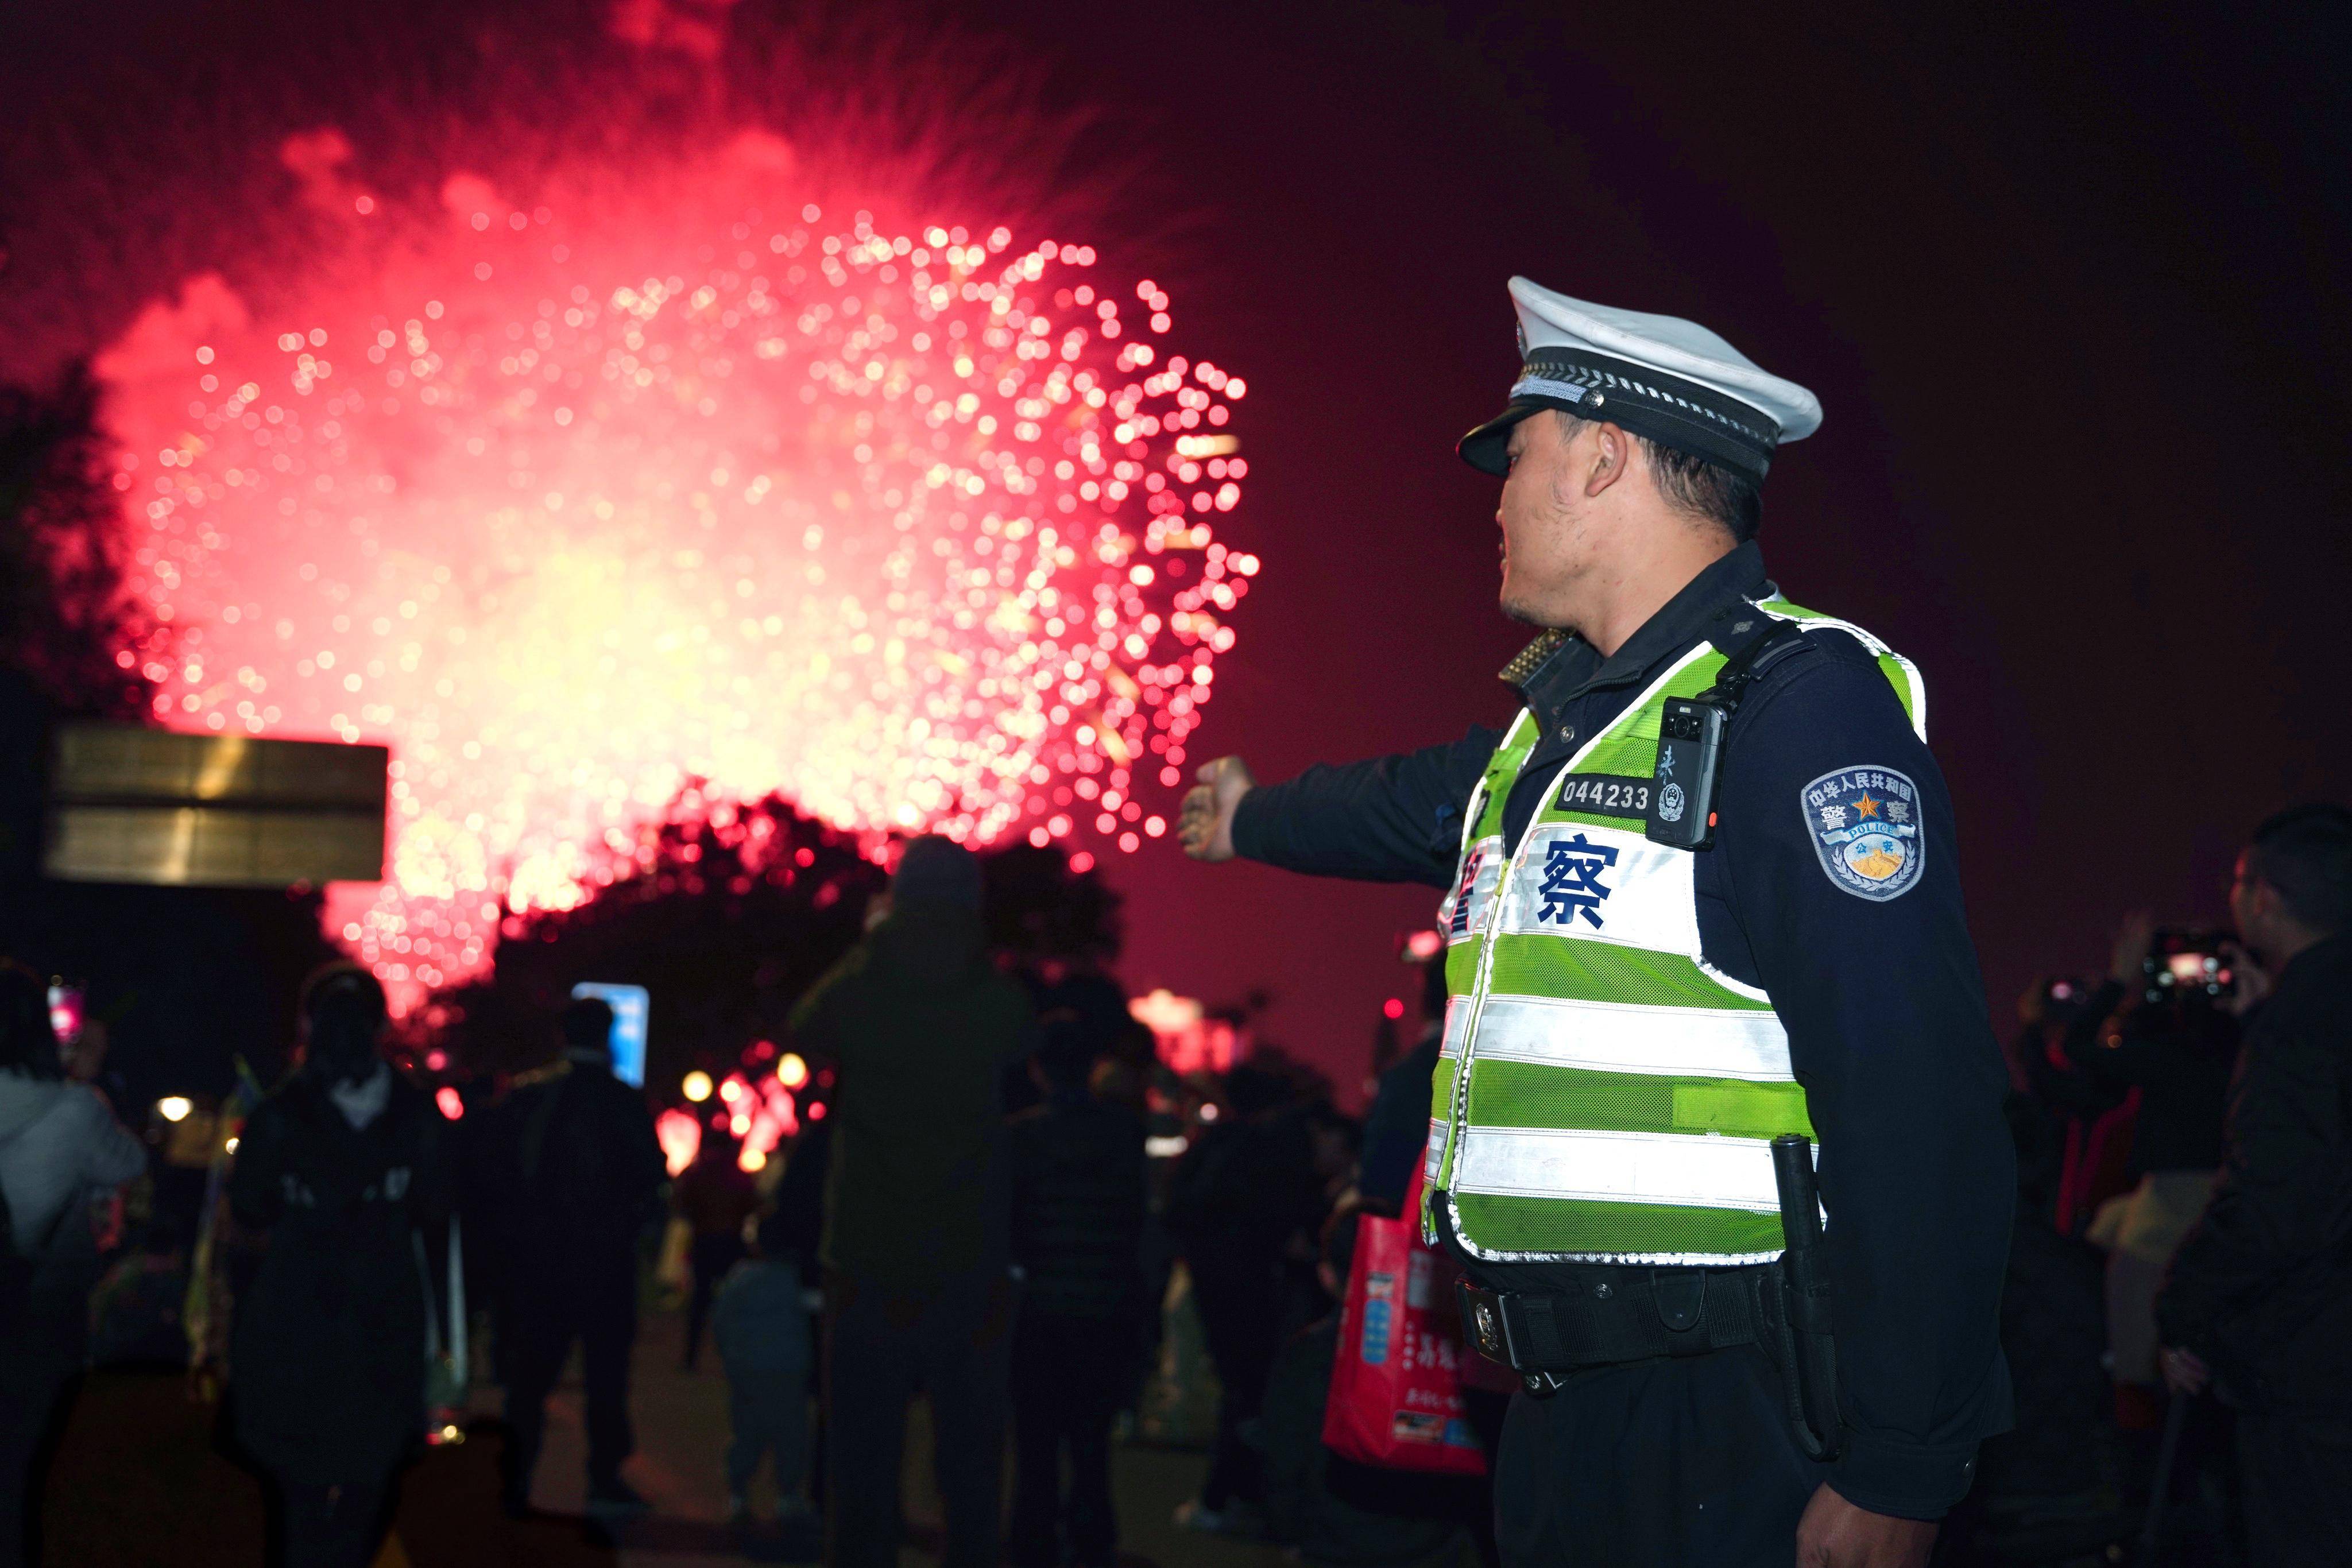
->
left=1582, top=420, right=1635, bottom=501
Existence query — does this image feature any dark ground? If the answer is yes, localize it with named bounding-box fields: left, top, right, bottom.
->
left=38, top=1302, right=1313, bottom=1568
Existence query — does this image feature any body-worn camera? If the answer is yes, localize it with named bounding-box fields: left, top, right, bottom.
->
left=1642, top=617, right=1804, bottom=852
left=1643, top=698, right=1727, bottom=850
left=2143, top=928, right=2237, bottom=1006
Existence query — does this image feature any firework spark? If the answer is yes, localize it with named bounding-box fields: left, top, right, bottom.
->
left=96, top=131, right=1256, bottom=1005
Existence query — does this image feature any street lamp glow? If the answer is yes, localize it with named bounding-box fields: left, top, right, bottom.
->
left=777, top=1052, right=809, bottom=1089
left=157, top=1096, right=192, bottom=1123
left=681, top=1070, right=714, bottom=1103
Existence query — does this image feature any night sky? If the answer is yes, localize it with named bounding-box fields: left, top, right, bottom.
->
left=1028, top=1, right=2352, bottom=1087
left=6, top=2, right=2347, bottom=1098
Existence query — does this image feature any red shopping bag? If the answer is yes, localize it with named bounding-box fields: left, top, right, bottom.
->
left=1322, top=1163, right=1488, bottom=1474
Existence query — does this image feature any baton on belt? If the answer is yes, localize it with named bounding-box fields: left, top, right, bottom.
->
left=1771, top=1134, right=1844, bottom=1461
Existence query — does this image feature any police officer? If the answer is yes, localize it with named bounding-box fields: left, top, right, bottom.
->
left=1179, top=278, right=2013, bottom=1568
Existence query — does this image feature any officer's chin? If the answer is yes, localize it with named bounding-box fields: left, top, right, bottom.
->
left=1498, top=579, right=1543, bottom=628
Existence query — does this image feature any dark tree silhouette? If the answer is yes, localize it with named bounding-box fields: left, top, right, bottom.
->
left=0, top=365, right=158, bottom=722
left=2, top=367, right=163, bottom=893
left=1, top=371, right=337, bottom=1125
left=983, top=842, right=1125, bottom=970
left=426, top=789, right=1125, bottom=1100
left=425, top=791, right=882, bottom=1089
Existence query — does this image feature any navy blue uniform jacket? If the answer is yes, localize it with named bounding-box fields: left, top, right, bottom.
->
left=1231, top=542, right=2013, bottom=1519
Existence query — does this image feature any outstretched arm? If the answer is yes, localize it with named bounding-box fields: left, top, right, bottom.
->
left=1179, top=725, right=1503, bottom=889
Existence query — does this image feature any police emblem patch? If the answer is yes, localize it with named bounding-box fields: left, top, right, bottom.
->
left=1800, top=766, right=1924, bottom=902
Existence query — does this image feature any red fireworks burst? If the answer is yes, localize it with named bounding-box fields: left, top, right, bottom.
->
left=96, top=130, right=1256, bottom=1004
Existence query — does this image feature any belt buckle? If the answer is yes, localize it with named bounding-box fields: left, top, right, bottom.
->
left=1456, top=1280, right=1514, bottom=1366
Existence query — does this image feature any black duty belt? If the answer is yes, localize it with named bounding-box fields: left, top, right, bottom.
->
left=1457, top=1264, right=1773, bottom=1385
left=1437, top=1140, right=1843, bottom=1461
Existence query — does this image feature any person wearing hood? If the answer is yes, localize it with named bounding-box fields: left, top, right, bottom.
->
left=788, top=834, right=1037, bottom=1568
left=227, top=964, right=454, bottom=1568
left=0, top=959, right=145, bottom=1568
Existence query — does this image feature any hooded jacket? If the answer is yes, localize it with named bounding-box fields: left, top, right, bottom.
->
left=788, top=902, right=1036, bottom=1290
left=0, top=1070, right=145, bottom=1257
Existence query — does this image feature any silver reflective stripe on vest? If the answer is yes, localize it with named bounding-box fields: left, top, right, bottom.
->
left=1429, top=599, right=1917, bottom=1266
left=1451, top=1126, right=1785, bottom=1212
left=1438, top=997, right=1473, bottom=1059
left=1466, top=995, right=1792, bottom=1081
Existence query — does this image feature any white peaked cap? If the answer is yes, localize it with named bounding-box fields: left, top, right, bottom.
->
left=1458, top=276, right=1821, bottom=482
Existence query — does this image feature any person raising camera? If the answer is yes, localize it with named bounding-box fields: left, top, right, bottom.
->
left=2058, top=912, right=2250, bottom=1408
left=2156, top=804, right=2352, bottom=1568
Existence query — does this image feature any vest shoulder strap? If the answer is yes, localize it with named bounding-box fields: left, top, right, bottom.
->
left=1697, top=608, right=1806, bottom=711
left=1750, top=597, right=1927, bottom=740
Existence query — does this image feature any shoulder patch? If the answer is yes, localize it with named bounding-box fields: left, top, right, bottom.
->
left=1799, top=766, right=1924, bottom=901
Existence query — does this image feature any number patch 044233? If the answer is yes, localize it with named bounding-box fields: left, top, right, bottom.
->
left=1554, top=773, right=1653, bottom=820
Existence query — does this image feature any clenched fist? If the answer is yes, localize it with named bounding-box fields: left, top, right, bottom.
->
left=1177, top=756, right=1255, bottom=862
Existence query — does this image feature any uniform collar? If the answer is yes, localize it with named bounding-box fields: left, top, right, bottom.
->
left=1502, top=541, right=1774, bottom=726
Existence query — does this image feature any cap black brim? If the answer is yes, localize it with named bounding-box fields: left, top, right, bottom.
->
left=1456, top=398, right=1576, bottom=477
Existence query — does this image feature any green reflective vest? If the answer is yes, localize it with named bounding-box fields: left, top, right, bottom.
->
left=1423, top=595, right=1925, bottom=1265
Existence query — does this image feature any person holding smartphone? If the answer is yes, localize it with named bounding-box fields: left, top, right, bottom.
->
left=0, top=961, right=145, bottom=1568
left=2158, top=806, right=2352, bottom=1567
left=2060, top=913, right=2245, bottom=1406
